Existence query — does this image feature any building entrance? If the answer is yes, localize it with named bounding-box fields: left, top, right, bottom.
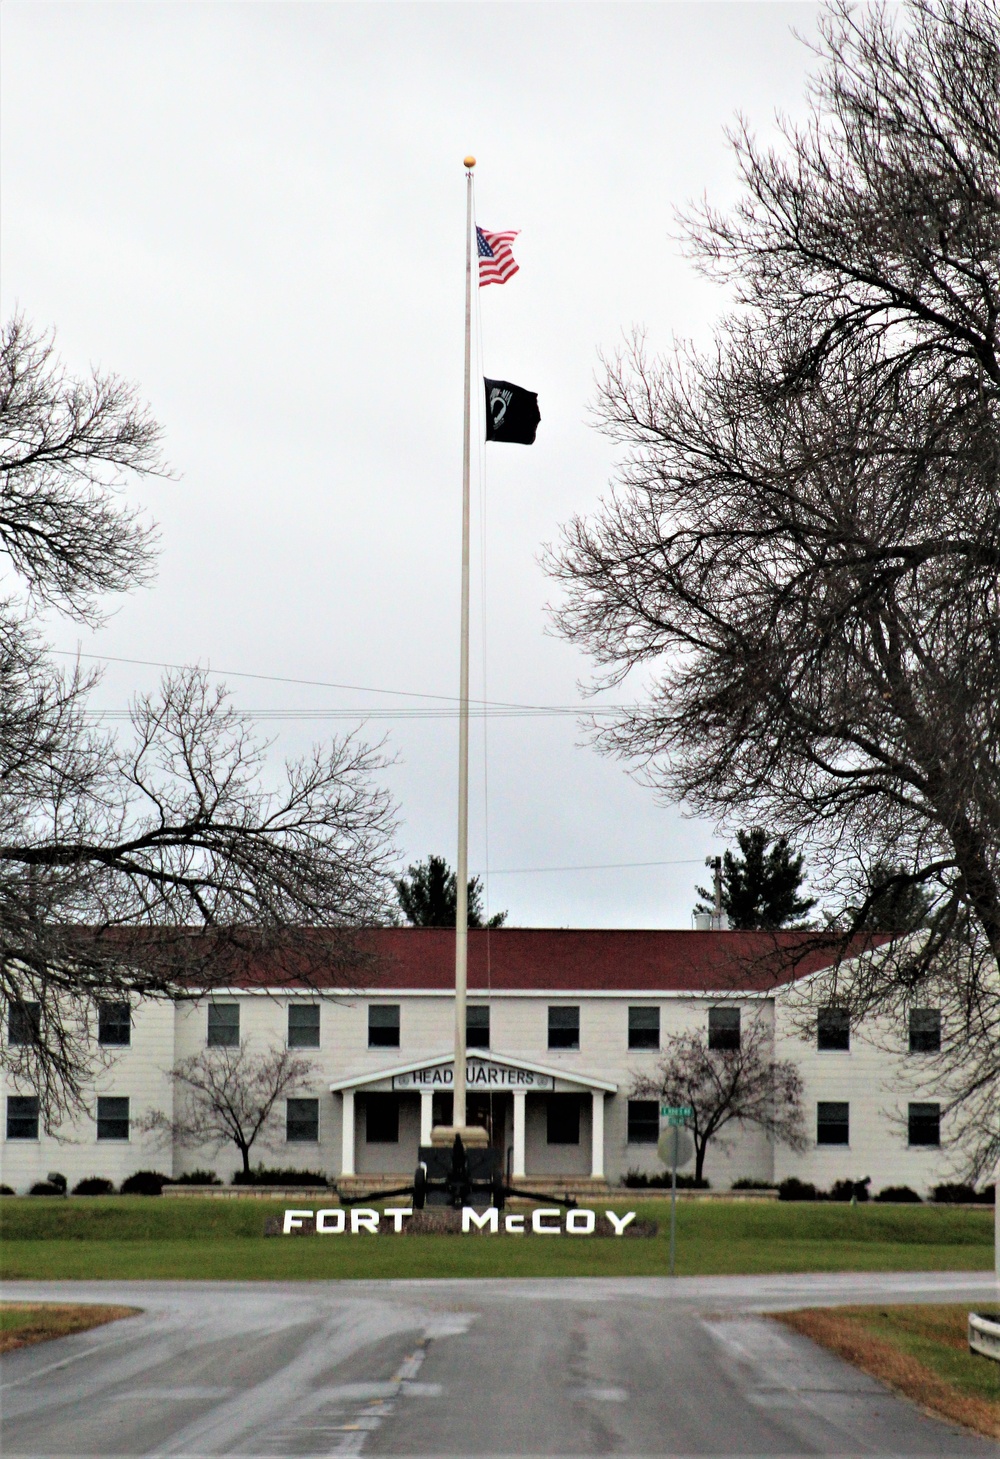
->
left=431, top=1091, right=510, bottom=1153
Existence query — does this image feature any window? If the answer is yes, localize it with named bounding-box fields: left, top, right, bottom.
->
left=6, top=1095, right=39, bottom=1140
left=627, top=1098, right=659, bottom=1144
left=548, top=1005, right=579, bottom=1050
left=708, top=1006, right=741, bottom=1051
left=909, top=1008, right=941, bottom=1054
left=628, top=1007, right=660, bottom=1051
left=546, top=1094, right=581, bottom=1145
left=365, top=1093, right=399, bottom=1143
left=286, top=1097, right=319, bottom=1142
left=98, top=1001, right=131, bottom=1047
left=288, top=1004, right=320, bottom=1049
left=817, top=1007, right=850, bottom=1051
left=7, top=1000, right=40, bottom=1046
left=467, top=1005, right=490, bottom=1049
left=368, top=1004, right=400, bottom=1049
left=96, top=1096, right=130, bottom=1141
left=908, top=1102, right=941, bottom=1146
left=207, top=1003, right=240, bottom=1048
left=817, top=1101, right=849, bottom=1145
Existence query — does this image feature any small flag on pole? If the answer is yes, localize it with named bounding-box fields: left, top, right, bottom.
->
left=477, top=227, right=519, bottom=287
left=484, top=378, right=540, bottom=444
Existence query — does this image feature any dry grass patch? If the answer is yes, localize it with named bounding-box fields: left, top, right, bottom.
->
left=0, top=1302, right=139, bottom=1353
left=774, top=1303, right=999, bottom=1440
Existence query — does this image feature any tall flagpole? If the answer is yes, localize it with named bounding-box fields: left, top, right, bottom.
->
left=454, top=155, right=476, bottom=1132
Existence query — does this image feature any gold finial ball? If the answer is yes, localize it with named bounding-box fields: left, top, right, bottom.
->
left=464, top=155, right=476, bottom=169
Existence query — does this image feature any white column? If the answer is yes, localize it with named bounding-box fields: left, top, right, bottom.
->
left=590, top=1092, right=605, bottom=1180
left=420, top=1091, right=433, bottom=1147
left=512, top=1090, right=526, bottom=1178
left=341, top=1090, right=355, bottom=1177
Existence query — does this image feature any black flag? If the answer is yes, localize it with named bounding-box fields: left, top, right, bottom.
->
left=484, top=378, right=540, bottom=444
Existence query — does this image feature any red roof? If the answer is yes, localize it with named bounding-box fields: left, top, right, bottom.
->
left=234, top=927, right=877, bottom=994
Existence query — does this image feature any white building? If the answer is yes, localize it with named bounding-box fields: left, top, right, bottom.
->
left=0, top=928, right=964, bottom=1195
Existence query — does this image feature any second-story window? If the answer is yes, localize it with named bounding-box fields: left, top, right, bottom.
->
left=467, top=1005, right=490, bottom=1049
left=368, top=1004, right=400, bottom=1048
left=817, top=1007, right=850, bottom=1051
left=207, top=1003, right=240, bottom=1048
left=628, top=1006, right=660, bottom=1050
left=7, top=999, right=40, bottom=1046
left=908, top=1008, right=941, bottom=1054
left=98, top=1001, right=131, bottom=1047
left=708, top=1006, right=741, bottom=1051
left=548, top=1005, right=579, bottom=1050
left=288, top=1004, right=320, bottom=1049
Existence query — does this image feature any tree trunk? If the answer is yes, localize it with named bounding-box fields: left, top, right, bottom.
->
left=239, top=1142, right=252, bottom=1176
left=694, top=1139, right=708, bottom=1184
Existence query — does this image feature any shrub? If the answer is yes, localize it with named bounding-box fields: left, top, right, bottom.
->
left=29, top=1181, right=65, bottom=1196
left=72, top=1177, right=115, bottom=1196
left=622, top=1170, right=710, bottom=1189
left=231, top=1167, right=330, bottom=1187
left=731, top=1178, right=775, bottom=1190
left=0, top=1184, right=14, bottom=1195
left=120, top=1170, right=169, bottom=1196
left=873, top=1185, right=922, bottom=1203
left=46, top=1172, right=67, bottom=1193
left=932, top=1182, right=980, bottom=1204
left=171, top=1170, right=222, bottom=1185
left=778, top=1177, right=821, bottom=1201
left=933, top=1182, right=994, bottom=1204
left=829, top=1177, right=871, bottom=1202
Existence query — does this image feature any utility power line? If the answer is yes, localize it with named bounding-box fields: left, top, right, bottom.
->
left=52, top=648, right=642, bottom=718
left=477, top=858, right=703, bottom=875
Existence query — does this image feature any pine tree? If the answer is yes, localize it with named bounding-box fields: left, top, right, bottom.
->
left=396, top=855, right=507, bottom=929
left=695, top=829, right=815, bottom=930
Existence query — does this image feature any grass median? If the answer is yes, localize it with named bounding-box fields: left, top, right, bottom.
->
left=0, top=1197, right=992, bottom=1280
left=0, top=1301, right=139, bottom=1353
left=774, top=1304, right=1000, bottom=1440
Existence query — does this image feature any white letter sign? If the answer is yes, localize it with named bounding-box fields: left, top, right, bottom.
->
left=316, top=1208, right=346, bottom=1234
left=462, top=1206, right=500, bottom=1233
left=283, top=1208, right=313, bottom=1234
left=605, top=1210, right=636, bottom=1236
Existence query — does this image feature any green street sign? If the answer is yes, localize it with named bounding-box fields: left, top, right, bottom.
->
left=660, top=1104, right=693, bottom=1124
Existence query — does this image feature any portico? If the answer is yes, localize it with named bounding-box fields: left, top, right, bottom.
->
left=329, top=1053, right=616, bottom=1181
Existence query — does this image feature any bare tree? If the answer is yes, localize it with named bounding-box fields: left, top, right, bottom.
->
left=0, top=317, right=399, bottom=1124
left=547, top=0, right=1000, bottom=1172
left=139, top=1041, right=316, bottom=1177
left=632, top=1020, right=806, bottom=1183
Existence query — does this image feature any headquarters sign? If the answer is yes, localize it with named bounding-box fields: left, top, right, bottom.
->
left=392, top=1060, right=554, bottom=1091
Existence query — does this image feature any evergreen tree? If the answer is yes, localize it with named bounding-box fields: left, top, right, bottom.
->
left=848, top=863, right=932, bottom=933
left=396, top=855, right=507, bottom=929
left=695, top=829, right=815, bottom=930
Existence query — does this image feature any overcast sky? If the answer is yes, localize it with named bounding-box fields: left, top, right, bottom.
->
left=2, top=2, right=826, bottom=928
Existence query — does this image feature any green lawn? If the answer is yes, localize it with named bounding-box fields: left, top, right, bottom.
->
left=0, top=1197, right=992, bottom=1280
left=775, top=1304, right=1000, bottom=1438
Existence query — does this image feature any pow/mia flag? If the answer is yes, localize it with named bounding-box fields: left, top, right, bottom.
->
left=484, top=378, right=540, bottom=444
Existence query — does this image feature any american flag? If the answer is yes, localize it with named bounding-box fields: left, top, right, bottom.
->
left=477, top=226, right=519, bottom=287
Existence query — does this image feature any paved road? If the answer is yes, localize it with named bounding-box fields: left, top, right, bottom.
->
left=1, top=1273, right=996, bottom=1457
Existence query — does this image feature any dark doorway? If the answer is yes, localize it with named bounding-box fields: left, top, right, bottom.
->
left=468, top=1092, right=509, bottom=1150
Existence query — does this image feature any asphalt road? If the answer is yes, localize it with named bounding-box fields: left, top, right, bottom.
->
left=1, top=1272, right=996, bottom=1458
